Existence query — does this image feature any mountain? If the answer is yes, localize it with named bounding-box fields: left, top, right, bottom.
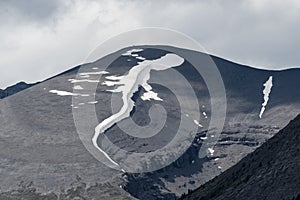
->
left=0, top=82, right=36, bottom=99
left=119, top=47, right=300, bottom=199
left=181, top=114, right=300, bottom=200
left=0, top=46, right=299, bottom=199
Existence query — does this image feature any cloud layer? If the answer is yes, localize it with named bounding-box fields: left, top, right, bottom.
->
left=1, top=0, right=300, bottom=88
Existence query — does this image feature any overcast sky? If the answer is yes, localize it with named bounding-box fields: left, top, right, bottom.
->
left=1, top=0, right=300, bottom=89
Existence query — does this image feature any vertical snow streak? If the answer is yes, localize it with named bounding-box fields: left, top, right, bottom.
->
left=93, top=53, right=184, bottom=169
left=259, top=76, right=273, bottom=119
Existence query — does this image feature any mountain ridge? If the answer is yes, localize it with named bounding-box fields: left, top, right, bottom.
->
left=1, top=49, right=299, bottom=101
left=0, top=46, right=299, bottom=199
left=0, top=81, right=37, bottom=99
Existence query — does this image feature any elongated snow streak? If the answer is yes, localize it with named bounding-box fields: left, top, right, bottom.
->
left=49, top=90, right=88, bottom=97
left=259, top=76, right=273, bottom=118
left=105, top=75, right=124, bottom=80
left=102, top=81, right=119, bottom=86
left=88, top=101, right=98, bottom=104
left=137, top=56, right=146, bottom=60
left=68, top=79, right=100, bottom=83
left=79, top=71, right=109, bottom=76
left=92, top=53, right=184, bottom=168
left=193, top=119, right=203, bottom=128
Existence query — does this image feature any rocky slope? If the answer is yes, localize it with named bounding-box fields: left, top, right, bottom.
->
left=0, top=176, right=134, bottom=200
left=181, top=114, right=300, bottom=200
left=0, top=46, right=299, bottom=199
left=119, top=47, right=300, bottom=199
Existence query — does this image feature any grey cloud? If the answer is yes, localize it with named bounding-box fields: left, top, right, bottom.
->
left=0, top=0, right=65, bottom=22
left=0, top=0, right=300, bottom=89
left=129, top=0, right=300, bottom=69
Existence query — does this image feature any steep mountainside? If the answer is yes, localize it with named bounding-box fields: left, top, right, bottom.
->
left=0, top=46, right=299, bottom=199
left=119, top=47, right=300, bottom=199
left=181, top=114, right=300, bottom=200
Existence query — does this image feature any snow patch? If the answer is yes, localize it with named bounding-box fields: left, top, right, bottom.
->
left=74, top=85, right=83, bottom=90
left=136, top=56, right=146, bottom=60
left=105, top=75, right=124, bottom=81
left=193, top=119, right=203, bottom=128
left=88, top=101, right=98, bottom=104
left=93, top=53, right=184, bottom=168
left=49, top=90, right=78, bottom=96
left=102, top=81, right=119, bottom=87
left=259, top=76, right=273, bottom=118
left=49, top=90, right=88, bottom=97
left=79, top=71, right=109, bottom=76
left=208, top=148, right=214, bottom=156
left=122, top=48, right=143, bottom=56
left=68, top=79, right=100, bottom=83
left=141, top=90, right=163, bottom=101
left=79, top=74, right=90, bottom=78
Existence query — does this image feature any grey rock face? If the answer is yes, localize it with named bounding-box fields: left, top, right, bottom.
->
left=117, top=47, right=300, bottom=199
left=0, top=46, right=299, bottom=199
left=181, top=114, right=300, bottom=200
